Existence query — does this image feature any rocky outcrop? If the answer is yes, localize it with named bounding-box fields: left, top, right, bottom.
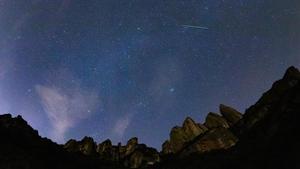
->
left=164, top=117, right=208, bottom=154
left=180, top=127, right=238, bottom=156
left=125, top=137, right=138, bottom=156
left=64, top=136, right=159, bottom=168
left=121, top=139, right=160, bottom=168
left=162, top=140, right=172, bottom=154
left=124, top=144, right=160, bottom=168
left=182, top=117, right=206, bottom=137
left=64, top=137, right=97, bottom=156
left=235, top=66, right=300, bottom=135
left=219, top=104, right=242, bottom=125
left=0, top=114, right=39, bottom=138
left=162, top=111, right=240, bottom=156
left=169, top=126, right=188, bottom=153
left=204, top=112, right=230, bottom=129
left=96, top=139, right=114, bottom=160
left=156, top=66, right=300, bottom=169
left=197, top=123, right=209, bottom=132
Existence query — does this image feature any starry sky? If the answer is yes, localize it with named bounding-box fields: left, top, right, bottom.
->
left=0, top=0, right=299, bottom=149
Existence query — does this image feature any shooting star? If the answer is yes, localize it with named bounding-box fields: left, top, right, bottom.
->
left=181, top=25, right=209, bottom=30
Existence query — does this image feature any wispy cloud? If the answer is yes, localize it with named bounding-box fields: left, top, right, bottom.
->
left=35, top=84, right=99, bottom=143
left=0, top=56, right=14, bottom=80
left=112, top=113, right=133, bottom=138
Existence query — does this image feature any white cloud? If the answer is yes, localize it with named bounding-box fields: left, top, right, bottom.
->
left=35, top=85, right=99, bottom=143
left=112, top=113, right=133, bottom=138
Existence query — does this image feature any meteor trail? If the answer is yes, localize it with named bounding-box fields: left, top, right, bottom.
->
left=181, top=25, right=209, bottom=30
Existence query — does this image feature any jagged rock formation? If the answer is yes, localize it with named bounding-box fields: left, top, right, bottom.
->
left=64, top=136, right=160, bottom=168
left=219, top=104, right=242, bottom=126
left=182, top=117, right=206, bottom=138
left=64, top=137, right=97, bottom=156
left=234, top=66, right=300, bottom=135
left=162, top=117, right=208, bottom=154
left=161, top=140, right=172, bottom=154
left=156, top=66, right=300, bottom=169
left=162, top=106, right=241, bottom=156
left=179, top=127, right=238, bottom=156
left=123, top=144, right=160, bottom=168
left=125, top=137, right=138, bottom=156
left=204, top=112, right=230, bottom=129
left=97, top=139, right=112, bottom=157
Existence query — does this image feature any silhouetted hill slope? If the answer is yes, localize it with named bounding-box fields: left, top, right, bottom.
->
left=1, top=66, right=300, bottom=169
left=0, top=114, right=126, bottom=169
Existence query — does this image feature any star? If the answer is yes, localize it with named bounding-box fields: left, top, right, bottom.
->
left=27, top=89, right=32, bottom=93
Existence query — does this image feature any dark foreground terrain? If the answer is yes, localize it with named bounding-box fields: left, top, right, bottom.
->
left=1, top=66, right=300, bottom=169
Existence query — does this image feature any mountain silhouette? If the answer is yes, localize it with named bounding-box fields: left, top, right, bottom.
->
left=1, top=66, right=300, bottom=169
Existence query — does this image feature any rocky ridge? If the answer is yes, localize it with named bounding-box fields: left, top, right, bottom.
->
left=1, top=66, right=300, bottom=169
left=0, top=114, right=126, bottom=169
left=162, top=104, right=242, bottom=156
left=155, top=66, right=300, bottom=169
left=64, top=136, right=160, bottom=168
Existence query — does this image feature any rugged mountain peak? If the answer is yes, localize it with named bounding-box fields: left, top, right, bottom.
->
left=204, top=112, right=230, bottom=129
left=162, top=140, right=172, bottom=154
left=162, top=108, right=241, bottom=156
left=127, top=137, right=138, bottom=146
left=160, top=67, right=300, bottom=166
left=169, top=126, right=187, bottom=153
left=101, top=139, right=112, bottom=145
left=124, top=145, right=160, bottom=168
left=82, top=136, right=94, bottom=143
left=283, top=66, right=300, bottom=79
left=0, top=114, right=132, bottom=169
left=236, top=66, right=300, bottom=134
left=64, top=137, right=97, bottom=155
left=197, top=123, right=209, bottom=131
left=182, top=117, right=207, bottom=137
left=125, top=137, right=139, bottom=156
left=0, top=114, right=39, bottom=137
left=162, top=111, right=237, bottom=157
left=162, top=117, right=209, bottom=154
left=0, top=114, right=25, bottom=127
left=180, top=127, right=238, bottom=156
left=182, top=117, right=194, bottom=124
left=162, top=112, right=239, bottom=155
left=219, top=104, right=243, bottom=125
left=96, top=139, right=113, bottom=156
left=0, top=113, right=12, bottom=121
left=64, top=136, right=159, bottom=168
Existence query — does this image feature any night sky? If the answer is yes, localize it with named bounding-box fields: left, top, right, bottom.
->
left=0, top=0, right=299, bottom=149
